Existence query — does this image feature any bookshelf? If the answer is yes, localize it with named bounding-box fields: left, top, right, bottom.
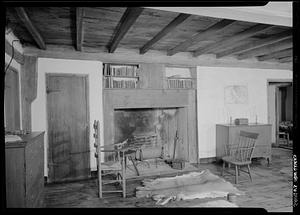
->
left=103, top=63, right=140, bottom=89
left=165, top=67, right=195, bottom=89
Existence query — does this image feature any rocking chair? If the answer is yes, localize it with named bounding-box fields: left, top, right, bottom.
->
left=221, top=130, right=259, bottom=184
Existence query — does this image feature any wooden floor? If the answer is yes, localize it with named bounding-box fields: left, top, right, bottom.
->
left=44, top=147, right=293, bottom=211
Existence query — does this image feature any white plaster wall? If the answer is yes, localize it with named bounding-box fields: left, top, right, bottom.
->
left=32, top=58, right=103, bottom=176
left=196, top=66, right=292, bottom=159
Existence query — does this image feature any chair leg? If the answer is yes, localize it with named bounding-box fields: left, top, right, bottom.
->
left=99, top=170, right=102, bottom=198
left=122, top=154, right=126, bottom=198
left=238, top=166, right=240, bottom=176
left=228, top=163, right=231, bottom=169
left=235, top=165, right=238, bottom=184
left=247, top=164, right=252, bottom=182
left=222, top=161, right=225, bottom=176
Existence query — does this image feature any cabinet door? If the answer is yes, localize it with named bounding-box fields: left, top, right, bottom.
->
left=5, top=147, right=25, bottom=208
left=25, top=136, right=44, bottom=207
left=216, top=126, right=229, bottom=158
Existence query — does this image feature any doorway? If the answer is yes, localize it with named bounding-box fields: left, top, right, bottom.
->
left=46, top=74, right=90, bottom=183
left=267, top=80, right=293, bottom=146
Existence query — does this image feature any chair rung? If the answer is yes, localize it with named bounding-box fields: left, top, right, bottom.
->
left=102, top=190, right=123, bottom=193
left=102, top=180, right=121, bottom=184
left=101, top=171, right=121, bottom=175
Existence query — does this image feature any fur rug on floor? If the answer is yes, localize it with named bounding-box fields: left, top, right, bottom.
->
left=136, top=169, right=244, bottom=205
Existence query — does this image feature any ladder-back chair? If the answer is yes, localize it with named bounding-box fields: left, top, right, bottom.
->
left=93, top=120, right=126, bottom=198
left=221, top=130, right=259, bottom=184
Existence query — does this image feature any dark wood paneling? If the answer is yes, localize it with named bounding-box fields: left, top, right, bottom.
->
left=21, top=55, right=38, bottom=132
left=46, top=74, right=90, bottom=182
left=139, top=63, right=164, bottom=89
left=5, top=132, right=44, bottom=208
left=4, top=68, right=20, bottom=131
left=187, top=90, right=198, bottom=163
left=21, top=55, right=37, bottom=102
left=5, top=148, right=25, bottom=207
left=103, top=89, right=198, bottom=162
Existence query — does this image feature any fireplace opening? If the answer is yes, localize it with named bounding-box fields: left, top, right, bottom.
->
left=114, top=107, right=185, bottom=160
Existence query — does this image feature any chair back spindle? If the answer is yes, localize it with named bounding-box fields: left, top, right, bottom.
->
left=235, top=131, right=259, bottom=162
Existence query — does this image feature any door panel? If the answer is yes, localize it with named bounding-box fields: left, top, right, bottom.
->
left=47, top=74, right=89, bottom=182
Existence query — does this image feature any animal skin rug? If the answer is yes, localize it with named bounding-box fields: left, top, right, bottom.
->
left=136, top=169, right=244, bottom=205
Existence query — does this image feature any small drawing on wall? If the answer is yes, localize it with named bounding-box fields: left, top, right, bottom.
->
left=224, top=85, right=248, bottom=104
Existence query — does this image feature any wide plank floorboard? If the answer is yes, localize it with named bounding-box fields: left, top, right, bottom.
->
left=44, top=147, right=293, bottom=211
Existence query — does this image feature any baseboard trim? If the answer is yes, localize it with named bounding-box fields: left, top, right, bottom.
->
left=198, top=157, right=217, bottom=164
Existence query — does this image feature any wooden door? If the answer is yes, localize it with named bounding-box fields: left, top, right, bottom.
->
left=46, top=74, right=90, bottom=183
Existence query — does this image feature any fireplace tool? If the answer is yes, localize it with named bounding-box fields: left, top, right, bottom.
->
left=167, top=130, right=185, bottom=170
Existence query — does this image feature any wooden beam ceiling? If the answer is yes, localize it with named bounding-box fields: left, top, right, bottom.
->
left=257, top=48, right=292, bottom=61
left=278, top=56, right=292, bottom=63
left=76, top=7, right=85, bottom=52
left=167, top=19, right=235, bottom=56
left=108, top=7, right=143, bottom=53
left=15, top=7, right=46, bottom=50
left=216, top=30, right=292, bottom=58
left=140, top=13, right=191, bottom=54
left=237, top=38, right=292, bottom=60
left=193, top=24, right=274, bottom=57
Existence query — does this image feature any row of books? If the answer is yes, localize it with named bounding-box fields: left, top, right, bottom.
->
left=104, top=77, right=138, bottom=88
left=167, top=79, right=193, bottom=89
left=103, top=64, right=139, bottom=77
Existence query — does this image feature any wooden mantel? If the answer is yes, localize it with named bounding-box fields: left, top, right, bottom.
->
left=103, top=89, right=198, bottom=163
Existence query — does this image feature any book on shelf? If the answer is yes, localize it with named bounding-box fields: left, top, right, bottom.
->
left=103, top=63, right=140, bottom=88
left=104, top=76, right=137, bottom=88
left=103, top=63, right=139, bottom=77
left=167, top=78, right=193, bottom=89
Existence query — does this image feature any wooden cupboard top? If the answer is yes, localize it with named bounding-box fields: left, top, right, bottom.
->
left=217, top=123, right=272, bottom=127
left=5, top=132, right=45, bottom=148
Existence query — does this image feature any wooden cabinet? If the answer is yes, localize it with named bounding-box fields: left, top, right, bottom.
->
left=216, top=124, right=272, bottom=163
left=5, top=132, right=45, bottom=208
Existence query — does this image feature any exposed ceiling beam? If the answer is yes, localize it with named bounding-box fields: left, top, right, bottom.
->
left=76, top=7, right=85, bottom=52
left=167, top=19, right=235, bottom=56
left=237, top=38, right=292, bottom=60
left=140, top=13, right=191, bottom=54
left=278, top=56, right=292, bottom=63
left=108, top=7, right=143, bottom=53
left=257, top=48, right=292, bottom=61
left=216, top=30, right=292, bottom=58
left=15, top=7, right=46, bottom=50
left=193, top=24, right=273, bottom=57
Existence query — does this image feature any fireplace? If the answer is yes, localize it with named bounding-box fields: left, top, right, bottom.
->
left=114, top=108, right=182, bottom=160
left=103, top=89, right=198, bottom=163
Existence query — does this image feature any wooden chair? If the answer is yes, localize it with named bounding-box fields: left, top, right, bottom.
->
left=221, top=130, right=259, bottom=184
left=93, top=120, right=126, bottom=198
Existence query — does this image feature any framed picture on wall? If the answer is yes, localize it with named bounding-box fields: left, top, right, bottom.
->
left=224, top=85, right=248, bottom=104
